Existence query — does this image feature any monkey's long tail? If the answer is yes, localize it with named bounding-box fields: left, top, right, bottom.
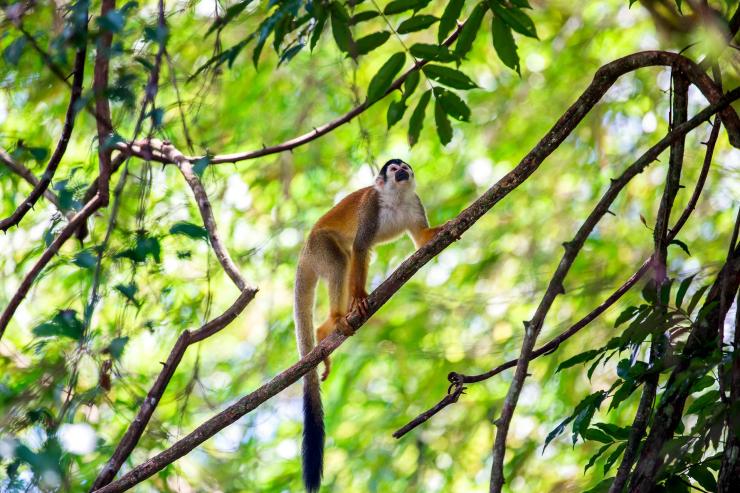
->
left=294, top=265, right=324, bottom=493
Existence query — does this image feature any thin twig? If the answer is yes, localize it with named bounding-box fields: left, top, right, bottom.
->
left=157, top=139, right=250, bottom=291
left=0, top=147, right=63, bottom=210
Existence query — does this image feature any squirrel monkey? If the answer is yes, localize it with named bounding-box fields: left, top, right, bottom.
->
left=294, top=159, right=443, bottom=492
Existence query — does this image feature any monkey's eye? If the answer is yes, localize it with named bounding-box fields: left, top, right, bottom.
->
left=389, top=166, right=398, bottom=172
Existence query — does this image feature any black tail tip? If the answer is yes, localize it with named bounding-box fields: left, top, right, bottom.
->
left=303, top=392, right=324, bottom=492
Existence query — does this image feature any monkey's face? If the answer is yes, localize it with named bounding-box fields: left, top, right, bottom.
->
left=376, top=159, right=415, bottom=192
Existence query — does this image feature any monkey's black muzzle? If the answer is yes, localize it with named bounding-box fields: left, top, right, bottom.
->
left=395, top=169, right=410, bottom=182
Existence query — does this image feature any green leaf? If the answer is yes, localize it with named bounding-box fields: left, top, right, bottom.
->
left=409, top=43, right=457, bottom=62
left=510, top=0, right=532, bottom=8
left=397, top=15, right=438, bottom=34
left=438, top=0, right=465, bottom=43
left=3, top=37, right=27, bottom=66
left=603, top=442, right=627, bottom=473
left=688, top=465, right=717, bottom=491
left=544, top=418, right=569, bottom=450
left=366, top=52, right=406, bottom=103
left=593, top=422, right=631, bottom=440
left=582, top=428, right=613, bottom=444
left=350, top=11, right=380, bottom=25
left=387, top=99, right=407, bottom=129
left=170, top=221, right=209, bottom=240
left=615, top=306, right=639, bottom=327
left=609, top=379, right=637, bottom=411
left=32, top=310, right=84, bottom=340
left=114, top=283, right=140, bottom=306
left=454, top=2, right=486, bottom=59
left=491, top=13, right=520, bottom=73
left=27, top=147, right=50, bottom=162
left=676, top=275, right=695, bottom=309
left=96, top=9, right=126, bottom=33
left=434, top=98, right=453, bottom=145
left=686, top=285, right=709, bottom=315
left=73, top=250, right=97, bottom=269
left=403, top=70, right=420, bottom=98
left=192, top=156, right=211, bottom=178
left=689, top=374, right=715, bottom=394
left=572, top=391, right=607, bottom=443
left=408, top=89, right=431, bottom=146
left=433, top=87, right=471, bottom=121
left=310, top=9, right=327, bottom=50
left=669, top=238, right=691, bottom=256
left=686, top=390, right=720, bottom=414
left=585, top=443, right=613, bottom=472
left=556, top=349, right=603, bottom=373
left=107, top=336, right=129, bottom=360
left=206, top=0, right=255, bottom=36
left=587, top=352, right=607, bottom=380
left=278, top=42, right=305, bottom=66
left=354, top=31, right=391, bottom=56
left=115, top=234, right=161, bottom=263
left=423, top=64, right=478, bottom=89
left=330, top=2, right=355, bottom=56
left=488, top=0, right=538, bottom=38
left=384, top=0, right=431, bottom=16
left=584, top=478, right=615, bottom=493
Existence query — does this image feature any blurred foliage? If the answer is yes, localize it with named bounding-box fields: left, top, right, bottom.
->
left=0, top=0, right=739, bottom=492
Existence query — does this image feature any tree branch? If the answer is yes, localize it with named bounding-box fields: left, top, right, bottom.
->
left=609, top=68, right=689, bottom=493
left=89, top=288, right=256, bottom=490
left=393, top=108, right=720, bottom=438
left=0, top=15, right=88, bottom=231
left=157, top=139, right=250, bottom=291
left=113, top=51, right=740, bottom=168
left=0, top=147, right=63, bottom=211
left=629, top=216, right=740, bottom=491
left=91, top=65, right=740, bottom=493
left=93, top=0, right=115, bottom=207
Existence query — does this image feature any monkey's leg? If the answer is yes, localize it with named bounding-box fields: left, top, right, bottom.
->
left=314, top=234, right=350, bottom=380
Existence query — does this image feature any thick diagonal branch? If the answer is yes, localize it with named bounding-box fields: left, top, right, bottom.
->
left=92, top=68, right=740, bottom=493
left=393, top=109, right=720, bottom=439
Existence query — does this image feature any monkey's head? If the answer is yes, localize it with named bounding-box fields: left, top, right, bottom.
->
left=376, top=159, right=415, bottom=192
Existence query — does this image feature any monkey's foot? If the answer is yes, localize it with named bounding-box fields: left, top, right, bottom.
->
left=336, top=317, right=356, bottom=337
left=350, top=296, right=370, bottom=317
left=321, top=359, right=331, bottom=381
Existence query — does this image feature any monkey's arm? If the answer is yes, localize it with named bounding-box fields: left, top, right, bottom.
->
left=408, top=195, right=443, bottom=249
left=348, top=192, right=379, bottom=316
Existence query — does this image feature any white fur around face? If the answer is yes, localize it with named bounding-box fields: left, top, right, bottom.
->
left=374, top=179, right=424, bottom=244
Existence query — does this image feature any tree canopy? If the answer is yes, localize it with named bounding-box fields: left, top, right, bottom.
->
left=0, top=0, right=739, bottom=492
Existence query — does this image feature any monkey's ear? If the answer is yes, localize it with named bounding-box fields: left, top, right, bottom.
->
left=375, top=175, right=385, bottom=187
